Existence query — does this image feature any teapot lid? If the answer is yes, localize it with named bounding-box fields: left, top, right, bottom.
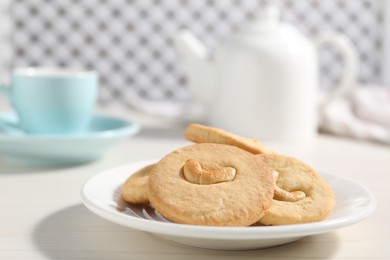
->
left=237, top=5, right=305, bottom=38
left=255, top=5, right=280, bottom=25
left=241, top=5, right=285, bottom=34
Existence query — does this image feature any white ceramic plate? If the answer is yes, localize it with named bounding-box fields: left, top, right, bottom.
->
left=81, top=160, right=377, bottom=250
left=0, top=113, right=140, bottom=164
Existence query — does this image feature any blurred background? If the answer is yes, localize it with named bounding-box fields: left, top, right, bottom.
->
left=0, top=0, right=385, bottom=107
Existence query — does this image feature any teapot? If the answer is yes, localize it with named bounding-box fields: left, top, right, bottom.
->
left=174, top=6, right=359, bottom=142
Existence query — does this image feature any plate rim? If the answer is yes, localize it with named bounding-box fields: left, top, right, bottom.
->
left=81, top=159, right=377, bottom=240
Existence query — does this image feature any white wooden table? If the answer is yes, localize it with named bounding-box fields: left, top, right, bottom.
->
left=0, top=114, right=389, bottom=259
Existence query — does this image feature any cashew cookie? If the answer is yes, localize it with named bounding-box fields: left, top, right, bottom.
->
left=122, top=164, right=155, bottom=204
left=184, top=123, right=275, bottom=155
left=256, top=154, right=335, bottom=225
left=148, top=143, right=275, bottom=226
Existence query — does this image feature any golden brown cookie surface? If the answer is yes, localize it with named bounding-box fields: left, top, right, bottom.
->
left=257, top=154, right=335, bottom=225
left=185, top=123, right=275, bottom=155
left=122, top=164, right=155, bottom=204
left=148, top=143, right=274, bottom=226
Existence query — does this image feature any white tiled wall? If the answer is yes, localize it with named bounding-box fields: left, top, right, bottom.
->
left=0, top=0, right=12, bottom=85
left=1, top=0, right=385, bottom=107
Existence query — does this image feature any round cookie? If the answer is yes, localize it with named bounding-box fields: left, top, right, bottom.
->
left=148, top=143, right=275, bottom=226
left=184, top=123, right=275, bottom=155
left=257, top=154, right=335, bottom=225
left=122, top=164, right=155, bottom=204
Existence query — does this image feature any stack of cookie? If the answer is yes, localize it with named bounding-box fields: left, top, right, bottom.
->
left=122, top=124, right=335, bottom=226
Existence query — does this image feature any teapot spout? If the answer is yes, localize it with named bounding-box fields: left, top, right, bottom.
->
left=173, top=30, right=214, bottom=106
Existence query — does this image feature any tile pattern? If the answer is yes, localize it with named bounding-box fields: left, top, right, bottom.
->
left=8, top=0, right=385, bottom=105
left=0, top=0, right=12, bottom=85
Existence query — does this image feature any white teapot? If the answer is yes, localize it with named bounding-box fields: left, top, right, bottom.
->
left=174, top=6, right=359, bottom=142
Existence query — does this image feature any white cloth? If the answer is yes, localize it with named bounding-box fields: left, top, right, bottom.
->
left=319, top=85, right=390, bottom=144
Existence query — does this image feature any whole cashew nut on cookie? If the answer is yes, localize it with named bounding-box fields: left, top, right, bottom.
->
left=183, top=159, right=236, bottom=185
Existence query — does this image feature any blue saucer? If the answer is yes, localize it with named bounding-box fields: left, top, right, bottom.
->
left=0, top=113, right=140, bottom=165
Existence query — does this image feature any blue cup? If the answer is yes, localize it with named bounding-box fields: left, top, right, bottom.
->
left=0, top=67, right=98, bottom=135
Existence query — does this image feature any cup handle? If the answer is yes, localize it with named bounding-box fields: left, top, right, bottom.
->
left=315, top=33, right=359, bottom=101
left=0, top=84, right=23, bottom=134
left=0, top=84, right=11, bottom=98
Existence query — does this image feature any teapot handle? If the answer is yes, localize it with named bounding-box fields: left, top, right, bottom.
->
left=315, top=33, right=359, bottom=101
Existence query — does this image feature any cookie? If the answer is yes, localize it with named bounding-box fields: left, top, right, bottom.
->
left=256, top=154, right=335, bottom=225
left=184, top=123, right=275, bottom=155
left=148, top=143, right=275, bottom=226
left=122, top=164, right=155, bottom=204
